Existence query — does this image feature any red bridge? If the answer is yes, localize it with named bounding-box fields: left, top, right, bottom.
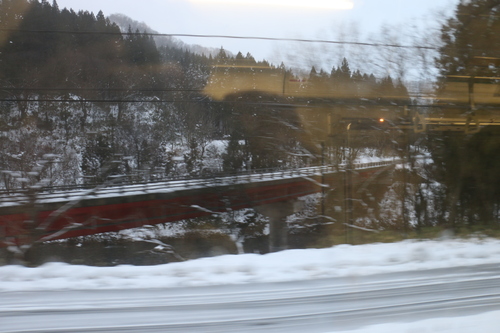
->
left=0, top=161, right=396, bottom=249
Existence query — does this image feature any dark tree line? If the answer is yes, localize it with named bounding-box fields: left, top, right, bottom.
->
left=0, top=0, right=403, bottom=190
left=308, top=57, right=410, bottom=102
left=0, top=0, right=213, bottom=186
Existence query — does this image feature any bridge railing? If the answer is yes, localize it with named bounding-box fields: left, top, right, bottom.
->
left=0, top=159, right=399, bottom=208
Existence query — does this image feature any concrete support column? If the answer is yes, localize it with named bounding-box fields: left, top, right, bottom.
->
left=268, top=215, right=288, bottom=253
left=255, top=200, right=303, bottom=253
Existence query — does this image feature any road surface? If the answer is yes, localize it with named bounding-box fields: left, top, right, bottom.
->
left=2, top=264, right=500, bottom=332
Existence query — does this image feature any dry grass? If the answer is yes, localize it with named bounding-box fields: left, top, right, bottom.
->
left=314, top=225, right=500, bottom=247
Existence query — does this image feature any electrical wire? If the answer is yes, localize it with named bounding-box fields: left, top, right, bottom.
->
left=0, top=97, right=486, bottom=110
left=0, top=87, right=203, bottom=92
left=0, top=28, right=438, bottom=50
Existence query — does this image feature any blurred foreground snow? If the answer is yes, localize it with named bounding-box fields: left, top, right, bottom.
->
left=1, top=238, right=500, bottom=292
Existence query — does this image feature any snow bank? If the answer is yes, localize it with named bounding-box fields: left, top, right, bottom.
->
left=1, top=238, right=500, bottom=292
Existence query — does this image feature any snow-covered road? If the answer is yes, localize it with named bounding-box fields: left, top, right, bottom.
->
left=2, top=265, right=500, bottom=332
left=1, top=238, right=500, bottom=332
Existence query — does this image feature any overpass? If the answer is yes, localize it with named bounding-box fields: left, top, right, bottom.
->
left=0, top=160, right=396, bottom=251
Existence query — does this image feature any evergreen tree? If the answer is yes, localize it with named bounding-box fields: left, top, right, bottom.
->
left=428, top=0, right=500, bottom=229
left=81, top=134, right=117, bottom=183
left=339, top=57, right=351, bottom=81
left=436, top=0, right=500, bottom=77
left=245, top=52, right=256, bottom=64
left=309, top=66, right=318, bottom=78
left=235, top=51, right=244, bottom=60
left=222, top=136, right=246, bottom=172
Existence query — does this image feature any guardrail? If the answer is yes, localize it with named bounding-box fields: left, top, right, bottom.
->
left=0, top=159, right=399, bottom=208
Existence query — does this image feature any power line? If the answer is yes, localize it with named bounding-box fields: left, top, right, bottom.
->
left=0, top=29, right=438, bottom=50
left=0, top=98, right=202, bottom=103
left=0, top=97, right=489, bottom=110
left=4, top=28, right=495, bottom=54
left=0, top=87, right=203, bottom=93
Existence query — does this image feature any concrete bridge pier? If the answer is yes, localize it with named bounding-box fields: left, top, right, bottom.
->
left=255, top=200, right=304, bottom=253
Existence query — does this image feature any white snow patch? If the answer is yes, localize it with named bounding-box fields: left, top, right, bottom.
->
left=328, top=310, right=500, bottom=333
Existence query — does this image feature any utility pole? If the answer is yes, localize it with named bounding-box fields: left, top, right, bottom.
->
left=345, top=123, right=354, bottom=244
left=321, top=141, right=325, bottom=226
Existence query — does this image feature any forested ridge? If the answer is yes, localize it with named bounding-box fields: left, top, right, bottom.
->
left=0, top=0, right=406, bottom=189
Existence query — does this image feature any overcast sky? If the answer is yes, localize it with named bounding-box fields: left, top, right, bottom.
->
left=54, top=0, right=458, bottom=66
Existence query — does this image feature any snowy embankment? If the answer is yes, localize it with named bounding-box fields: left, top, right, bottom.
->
left=1, top=238, right=500, bottom=292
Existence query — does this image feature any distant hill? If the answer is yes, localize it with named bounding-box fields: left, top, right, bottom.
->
left=108, top=13, right=226, bottom=57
